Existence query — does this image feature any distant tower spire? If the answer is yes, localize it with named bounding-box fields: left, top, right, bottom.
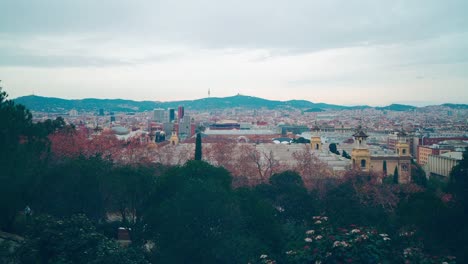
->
left=208, top=88, right=211, bottom=97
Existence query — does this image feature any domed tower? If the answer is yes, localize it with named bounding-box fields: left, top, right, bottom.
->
left=351, top=125, right=370, bottom=171
left=169, top=128, right=179, bottom=146
left=310, top=122, right=322, bottom=151
left=395, top=130, right=410, bottom=157
left=395, top=130, right=411, bottom=183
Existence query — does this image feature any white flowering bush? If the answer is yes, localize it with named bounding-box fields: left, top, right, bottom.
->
left=281, top=216, right=456, bottom=264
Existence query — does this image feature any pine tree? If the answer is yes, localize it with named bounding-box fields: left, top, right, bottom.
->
left=383, top=160, right=387, bottom=176
left=329, top=143, right=339, bottom=155
left=393, top=166, right=399, bottom=184
left=195, top=132, right=202, bottom=160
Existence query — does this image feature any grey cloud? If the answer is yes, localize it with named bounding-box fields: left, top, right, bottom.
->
left=1, top=0, right=467, bottom=51
left=0, top=50, right=185, bottom=68
left=1, top=0, right=468, bottom=68
left=0, top=54, right=127, bottom=68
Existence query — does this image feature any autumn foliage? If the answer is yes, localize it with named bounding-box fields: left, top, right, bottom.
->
left=49, top=128, right=157, bottom=165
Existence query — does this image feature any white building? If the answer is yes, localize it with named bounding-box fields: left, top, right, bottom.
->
left=425, top=152, right=463, bottom=179
left=153, top=108, right=165, bottom=122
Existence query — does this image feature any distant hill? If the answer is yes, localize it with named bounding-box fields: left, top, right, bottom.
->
left=14, top=94, right=369, bottom=113
left=441, top=103, right=468, bottom=109
left=375, top=104, right=417, bottom=111
left=13, top=94, right=460, bottom=113
left=14, top=95, right=158, bottom=113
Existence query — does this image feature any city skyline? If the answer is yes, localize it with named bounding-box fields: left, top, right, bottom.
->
left=1, top=0, right=468, bottom=106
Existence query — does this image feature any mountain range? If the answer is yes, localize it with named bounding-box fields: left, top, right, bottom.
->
left=13, top=94, right=467, bottom=113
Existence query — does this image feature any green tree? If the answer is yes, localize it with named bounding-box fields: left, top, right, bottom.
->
left=446, top=149, right=468, bottom=261
left=383, top=160, right=387, bottom=175
left=329, top=143, right=340, bottom=155
left=195, top=132, right=202, bottom=160
left=342, top=150, right=351, bottom=159
left=448, top=149, right=468, bottom=207
left=144, top=161, right=289, bottom=263
left=293, top=137, right=310, bottom=144
left=16, top=214, right=148, bottom=264
left=233, top=188, right=284, bottom=261
left=396, top=191, right=456, bottom=259
left=255, top=171, right=316, bottom=223
left=325, top=171, right=396, bottom=229
left=36, top=155, right=112, bottom=222
left=145, top=161, right=237, bottom=263
left=393, top=166, right=399, bottom=184
left=0, top=87, right=57, bottom=232
left=411, top=160, right=427, bottom=187
left=103, top=165, right=159, bottom=228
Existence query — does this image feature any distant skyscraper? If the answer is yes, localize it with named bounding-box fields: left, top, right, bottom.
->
left=168, top=108, right=175, bottom=122
left=178, top=106, right=184, bottom=121
left=163, top=122, right=174, bottom=136
left=153, top=108, right=165, bottom=122
left=178, top=115, right=192, bottom=139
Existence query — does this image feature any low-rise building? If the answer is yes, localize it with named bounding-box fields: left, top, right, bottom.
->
left=424, top=152, right=463, bottom=179
left=417, top=145, right=452, bottom=166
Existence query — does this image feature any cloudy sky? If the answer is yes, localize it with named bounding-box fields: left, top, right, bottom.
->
left=1, top=0, right=467, bottom=106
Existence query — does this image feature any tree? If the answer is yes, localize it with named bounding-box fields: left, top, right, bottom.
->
left=102, top=165, right=158, bottom=226
left=292, top=145, right=332, bottom=190
left=448, top=149, right=468, bottom=207
left=411, top=160, right=427, bottom=187
left=292, top=137, right=310, bottom=144
left=144, top=161, right=290, bottom=263
left=325, top=170, right=403, bottom=228
left=36, top=155, right=112, bottom=221
left=234, top=144, right=261, bottom=184
left=342, top=150, right=351, bottom=159
left=0, top=87, right=53, bottom=232
left=265, top=171, right=316, bottom=222
left=16, top=214, right=148, bottom=264
left=205, top=141, right=236, bottom=172
left=246, top=149, right=282, bottom=184
left=144, top=161, right=240, bottom=263
left=393, top=166, right=399, bottom=184
left=329, top=143, right=339, bottom=155
left=194, top=132, right=202, bottom=161
left=383, top=160, right=387, bottom=176
left=446, top=149, right=468, bottom=261
left=282, top=217, right=454, bottom=264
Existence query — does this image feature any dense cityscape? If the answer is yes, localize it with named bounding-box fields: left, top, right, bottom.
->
left=26, top=94, right=468, bottom=183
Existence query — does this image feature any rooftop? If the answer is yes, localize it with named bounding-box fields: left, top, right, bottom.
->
left=440, top=152, right=463, bottom=160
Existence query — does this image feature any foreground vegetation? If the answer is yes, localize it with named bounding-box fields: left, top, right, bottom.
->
left=1, top=88, right=467, bottom=263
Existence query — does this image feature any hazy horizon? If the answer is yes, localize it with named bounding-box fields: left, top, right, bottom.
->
left=1, top=0, right=468, bottom=106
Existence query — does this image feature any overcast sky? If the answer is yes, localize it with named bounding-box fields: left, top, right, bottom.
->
left=1, top=0, right=467, bottom=106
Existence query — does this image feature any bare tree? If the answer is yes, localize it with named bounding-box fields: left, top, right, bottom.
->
left=205, top=142, right=237, bottom=170
left=292, top=145, right=333, bottom=190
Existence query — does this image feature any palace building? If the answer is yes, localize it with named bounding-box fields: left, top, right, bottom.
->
left=350, top=126, right=412, bottom=183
